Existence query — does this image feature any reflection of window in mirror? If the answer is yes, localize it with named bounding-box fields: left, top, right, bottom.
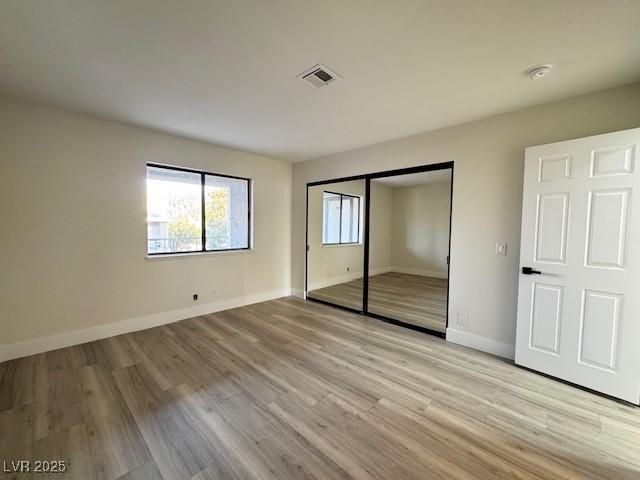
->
left=322, top=191, right=361, bottom=245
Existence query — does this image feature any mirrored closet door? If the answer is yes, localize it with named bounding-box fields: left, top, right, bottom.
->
left=368, top=169, right=452, bottom=334
left=305, top=163, right=453, bottom=337
left=306, top=179, right=366, bottom=311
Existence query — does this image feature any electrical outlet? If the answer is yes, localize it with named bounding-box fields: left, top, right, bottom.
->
left=456, top=312, right=468, bottom=327
left=193, top=294, right=198, bottom=301
left=212, top=289, right=217, bottom=298
left=495, top=243, right=508, bottom=256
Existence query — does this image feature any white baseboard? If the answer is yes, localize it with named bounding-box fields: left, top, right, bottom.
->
left=369, top=266, right=392, bottom=276
left=307, top=266, right=392, bottom=292
left=308, top=271, right=363, bottom=291
left=391, top=266, right=448, bottom=279
left=0, top=289, right=290, bottom=363
left=446, top=328, right=515, bottom=360
left=291, top=288, right=305, bottom=299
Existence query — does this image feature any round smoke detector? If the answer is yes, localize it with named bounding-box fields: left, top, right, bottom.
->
left=526, top=64, right=552, bottom=80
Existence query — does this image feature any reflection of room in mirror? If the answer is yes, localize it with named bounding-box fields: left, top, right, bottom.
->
left=307, top=179, right=366, bottom=311
left=306, top=168, right=452, bottom=334
left=369, top=169, right=451, bottom=332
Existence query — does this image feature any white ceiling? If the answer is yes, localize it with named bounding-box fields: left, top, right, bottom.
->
left=373, top=169, right=451, bottom=187
left=1, top=1, right=639, bottom=162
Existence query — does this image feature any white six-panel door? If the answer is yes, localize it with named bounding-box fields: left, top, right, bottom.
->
left=516, top=128, right=640, bottom=404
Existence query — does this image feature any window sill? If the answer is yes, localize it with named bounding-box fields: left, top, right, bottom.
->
left=321, top=243, right=363, bottom=248
left=145, top=248, right=254, bottom=260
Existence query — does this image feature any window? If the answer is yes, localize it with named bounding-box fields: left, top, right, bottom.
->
left=146, top=164, right=250, bottom=255
left=322, top=191, right=361, bottom=245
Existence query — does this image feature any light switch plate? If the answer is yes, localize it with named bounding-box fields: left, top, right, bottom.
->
left=495, top=243, right=508, bottom=255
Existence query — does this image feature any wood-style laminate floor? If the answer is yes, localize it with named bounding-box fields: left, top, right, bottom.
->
left=368, top=272, right=447, bottom=332
left=1, top=296, right=639, bottom=479
left=308, top=272, right=448, bottom=332
left=307, top=277, right=365, bottom=311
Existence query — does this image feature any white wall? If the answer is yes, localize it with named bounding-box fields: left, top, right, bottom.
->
left=292, top=82, right=640, bottom=358
left=390, top=181, right=451, bottom=278
left=0, top=96, right=292, bottom=359
left=369, top=182, right=392, bottom=274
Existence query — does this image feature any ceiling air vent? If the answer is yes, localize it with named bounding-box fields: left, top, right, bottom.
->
left=297, top=64, right=340, bottom=88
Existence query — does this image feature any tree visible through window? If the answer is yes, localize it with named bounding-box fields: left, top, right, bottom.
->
left=322, top=191, right=360, bottom=245
left=146, top=165, right=250, bottom=254
left=205, top=174, right=249, bottom=250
